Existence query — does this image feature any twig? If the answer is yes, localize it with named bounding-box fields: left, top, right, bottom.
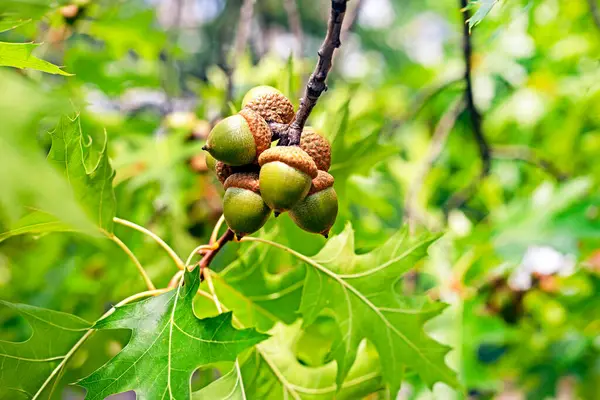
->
left=113, top=217, right=185, bottom=270
left=220, top=0, right=256, bottom=115
left=233, top=0, right=256, bottom=66
left=341, top=0, right=363, bottom=39
left=283, top=0, right=304, bottom=58
left=491, top=146, right=568, bottom=181
left=444, top=1, right=492, bottom=212
left=589, top=0, right=600, bottom=31
left=405, top=97, right=466, bottom=232
left=197, top=229, right=236, bottom=278
left=460, top=0, right=490, bottom=176
left=279, top=0, right=349, bottom=146
left=106, top=232, right=156, bottom=291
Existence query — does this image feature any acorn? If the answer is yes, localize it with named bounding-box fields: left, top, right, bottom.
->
left=223, top=172, right=271, bottom=237
left=300, top=127, right=331, bottom=171
left=289, top=171, right=338, bottom=237
left=258, top=146, right=318, bottom=213
left=242, top=86, right=295, bottom=124
left=203, top=108, right=271, bottom=166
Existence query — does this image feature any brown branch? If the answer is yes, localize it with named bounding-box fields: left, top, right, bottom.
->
left=278, top=0, right=349, bottom=146
left=405, top=97, right=466, bottom=231
left=198, top=228, right=236, bottom=279
left=588, top=0, right=600, bottom=31
left=283, top=0, right=304, bottom=58
left=460, top=0, right=490, bottom=176
left=491, top=146, right=568, bottom=181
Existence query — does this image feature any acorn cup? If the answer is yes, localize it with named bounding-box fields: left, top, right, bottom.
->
left=223, top=172, right=271, bottom=237
left=258, top=146, right=318, bottom=214
left=203, top=108, right=271, bottom=166
left=289, top=171, right=338, bottom=238
left=299, top=127, right=331, bottom=172
left=242, top=86, right=295, bottom=124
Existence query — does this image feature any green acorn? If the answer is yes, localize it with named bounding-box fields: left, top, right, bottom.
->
left=223, top=172, right=271, bottom=237
left=242, top=86, right=295, bottom=124
left=205, top=153, right=217, bottom=173
left=203, top=108, right=271, bottom=166
left=289, top=171, right=338, bottom=238
left=258, top=146, right=318, bottom=213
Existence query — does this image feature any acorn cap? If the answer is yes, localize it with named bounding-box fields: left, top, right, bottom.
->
left=224, top=172, right=261, bottom=193
left=215, top=162, right=233, bottom=184
left=242, top=86, right=295, bottom=124
left=300, top=127, right=331, bottom=171
left=258, top=146, right=318, bottom=179
left=308, top=171, right=335, bottom=195
left=239, top=108, right=272, bottom=159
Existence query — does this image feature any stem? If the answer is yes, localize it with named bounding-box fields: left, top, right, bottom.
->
left=491, top=146, right=568, bottom=181
left=113, top=217, right=185, bottom=270
left=32, top=289, right=167, bottom=399
left=588, top=0, right=600, bottom=31
left=460, top=0, right=490, bottom=176
left=279, top=0, right=349, bottom=146
left=283, top=0, right=304, bottom=58
left=405, top=97, right=465, bottom=232
left=197, top=229, right=236, bottom=276
left=106, top=232, right=156, bottom=291
left=210, top=214, right=226, bottom=245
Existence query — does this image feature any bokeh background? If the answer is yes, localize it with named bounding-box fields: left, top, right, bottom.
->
left=1, top=0, right=599, bottom=398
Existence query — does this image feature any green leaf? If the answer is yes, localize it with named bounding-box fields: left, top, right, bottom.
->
left=240, top=322, right=385, bottom=400
left=0, top=0, right=70, bottom=20
left=218, top=223, right=307, bottom=331
left=466, top=0, right=499, bottom=31
left=0, top=18, right=30, bottom=33
left=78, top=268, right=269, bottom=400
left=0, top=42, right=72, bottom=75
left=47, top=115, right=117, bottom=233
left=0, top=71, right=96, bottom=238
left=0, top=301, right=92, bottom=400
left=192, top=366, right=245, bottom=400
left=298, top=224, right=457, bottom=393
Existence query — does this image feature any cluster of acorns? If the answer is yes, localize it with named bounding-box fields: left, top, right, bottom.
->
left=203, top=86, right=338, bottom=238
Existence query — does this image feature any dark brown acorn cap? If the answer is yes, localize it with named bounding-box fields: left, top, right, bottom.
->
left=223, top=172, right=261, bottom=193
left=238, top=108, right=271, bottom=160
left=308, top=171, right=335, bottom=195
left=300, top=127, right=331, bottom=171
left=258, top=146, right=318, bottom=179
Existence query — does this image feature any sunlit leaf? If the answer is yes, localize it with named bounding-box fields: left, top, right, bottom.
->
left=466, top=0, right=500, bottom=31
left=298, top=224, right=457, bottom=393
left=78, top=268, right=268, bottom=400
left=0, top=301, right=92, bottom=400
left=0, top=42, right=72, bottom=75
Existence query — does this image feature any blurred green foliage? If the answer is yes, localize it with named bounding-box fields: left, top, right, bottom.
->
left=0, top=0, right=599, bottom=399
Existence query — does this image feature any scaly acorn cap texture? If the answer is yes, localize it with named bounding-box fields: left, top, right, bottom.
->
left=215, top=161, right=233, bottom=184
left=308, top=170, right=335, bottom=195
left=223, top=172, right=261, bottom=193
left=258, top=146, right=318, bottom=179
left=238, top=108, right=272, bottom=159
left=242, top=86, right=295, bottom=124
left=300, top=127, right=331, bottom=172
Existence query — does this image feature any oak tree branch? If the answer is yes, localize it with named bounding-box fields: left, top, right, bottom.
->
left=278, top=0, right=349, bottom=146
